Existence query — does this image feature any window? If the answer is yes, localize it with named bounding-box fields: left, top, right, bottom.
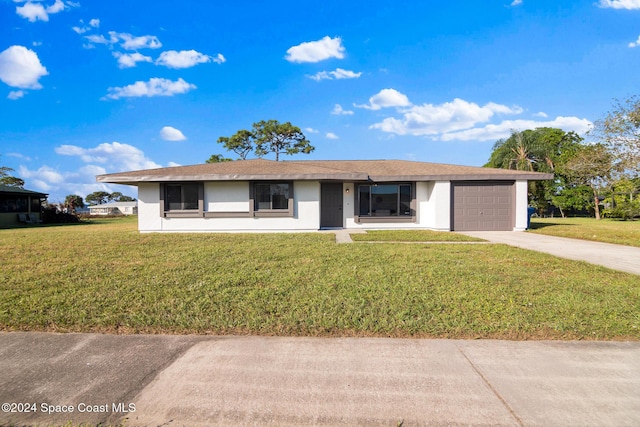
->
left=357, top=183, right=414, bottom=219
left=161, top=183, right=203, bottom=217
left=254, top=183, right=290, bottom=210
left=165, top=183, right=199, bottom=211
left=0, top=196, right=29, bottom=213
left=250, top=182, right=293, bottom=217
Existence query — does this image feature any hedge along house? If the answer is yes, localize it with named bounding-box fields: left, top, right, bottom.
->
left=97, top=159, right=553, bottom=233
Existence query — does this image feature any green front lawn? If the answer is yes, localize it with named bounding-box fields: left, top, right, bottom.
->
left=1, top=217, right=638, bottom=340
left=529, top=217, right=640, bottom=247
left=351, top=230, right=485, bottom=242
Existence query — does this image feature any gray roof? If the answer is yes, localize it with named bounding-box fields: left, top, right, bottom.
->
left=97, top=159, right=553, bottom=185
left=0, top=185, right=48, bottom=197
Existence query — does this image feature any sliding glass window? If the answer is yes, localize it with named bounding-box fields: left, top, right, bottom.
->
left=165, top=183, right=199, bottom=211
left=358, top=184, right=412, bottom=217
left=253, top=183, right=290, bottom=210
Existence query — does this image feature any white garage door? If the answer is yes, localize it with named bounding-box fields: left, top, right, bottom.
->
left=452, top=181, right=514, bottom=231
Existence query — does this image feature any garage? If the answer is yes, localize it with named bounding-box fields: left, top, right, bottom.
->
left=452, top=181, right=515, bottom=231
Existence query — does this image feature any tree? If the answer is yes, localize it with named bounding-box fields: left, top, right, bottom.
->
left=106, top=191, right=136, bottom=202
left=560, top=143, right=615, bottom=220
left=591, top=95, right=640, bottom=178
left=206, top=154, right=233, bottom=163
left=216, top=120, right=314, bottom=161
left=602, top=178, right=640, bottom=219
left=85, top=191, right=111, bottom=205
left=485, top=128, right=584, bottom=214
left=252, top=120, right=314, bottom=161
left=0, top=161, right=25, bottom=187
left=108, top=192, right=124, bottom=202
left=217, top=129, right=254, bottom=160
left=64, top=195, right=85, bottom=213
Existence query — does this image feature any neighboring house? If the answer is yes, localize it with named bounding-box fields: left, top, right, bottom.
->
left=97, top=159, right=552, bottom=233
left=88, top=201, right=138, bottom=216
left=0, top=185, right=47, bottom=227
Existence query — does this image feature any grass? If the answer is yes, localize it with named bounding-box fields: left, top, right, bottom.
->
left=1, top=217, right=638, bottom=340
left=529, top=217, right=640, bottom=247
left=350, top=230, right=485, bottom=242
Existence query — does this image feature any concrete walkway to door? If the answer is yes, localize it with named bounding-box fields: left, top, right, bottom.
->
left=459, top=231, right=640, bottom=276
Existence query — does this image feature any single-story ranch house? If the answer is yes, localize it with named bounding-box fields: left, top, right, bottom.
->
left=0, top=185, right=47, bottom=227
left=97, top=159, right=553, bottom=233
left=88, top=201, right=138, bottom=216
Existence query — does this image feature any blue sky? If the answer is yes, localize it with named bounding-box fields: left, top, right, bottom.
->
left=1, top=0, right=639, bottom=202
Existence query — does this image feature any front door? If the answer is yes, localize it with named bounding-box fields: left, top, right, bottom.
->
left=320, top=183, right=343, bottom=228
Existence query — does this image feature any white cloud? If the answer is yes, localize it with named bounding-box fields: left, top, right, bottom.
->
left=0, top=45, right=48, bottom=89
left=511, top=0, right=523, bottom=5
left=439, top=116, right=593, bottom=142
left=18, top=165, right=64, bottom=191
left=18, top=163, right=123, bottom=200
left=55, top=142, right=162, bottom=171
left=331, top=104, right=354, bottom=115
left=155, top=50, right=224, bottom=69
left=533, top=111, right=549, bottom=118
left=72, top=18, right=100, bottom=34
left=16, top=2, right=48, bottom=22
left=84, top=34, right=110, bottom=45
left=7, top=152, right=32, bottom=161
left=46, top=0, right=65, bottom=14
left=160, top=126, right=187, bottom=141
left=305, top=127, right=319, bottom=133
left=85, top=31, right=162, bottom=50
left=15, top=0, right=68, bottom=22
left=78, top=164, right=107, bottom=176
left=326, top=132, right=339, bottom=139
left=285, top=36, right=345, bottom=63
left=72, top=26, right=88, bottom=34
left=8, top=90, right=25, bottom=100
left=110, top=31, right=162, bottom=50
left=16, top=142, right=162, bottom=199
left=308, top=68, right=361, bottom=81
left=370, top=98, right=525, bottom=136
left=629, top=35, right=640, bottom=47
left=167, top=161, right=182, bottom=167
left=355, top=88, right=412, bottom=110
left=598, top=0, right=640, bottom=9
left=113, top=52, right=153, bottom=68
left=364, top=94, right=590, bottom=142
left=212, top=53, right=226, bottom=64
left=102, top=77, right=196, bottom=100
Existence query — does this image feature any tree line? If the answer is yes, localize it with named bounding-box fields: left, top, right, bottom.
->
left=484, top=95, right=639, bottom=219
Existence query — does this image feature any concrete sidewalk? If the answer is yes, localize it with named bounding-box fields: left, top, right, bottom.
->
left=460, top=231, right=640, bottom=275
left=1, top=333, right=639, bottom=426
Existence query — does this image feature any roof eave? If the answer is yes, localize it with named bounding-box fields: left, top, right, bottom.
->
left=97, top=172, right=369, bottom=184
left=369, top=173, right=554, bottom=182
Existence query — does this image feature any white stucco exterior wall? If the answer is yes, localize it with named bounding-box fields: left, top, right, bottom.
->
left=513, top=180, right=529, bottom=231
left=419, top=181, right=451, bottom=231
left=205, top=181, right=249, bottom=212
left=343, top=180, right=451, bottom=230
left=137, top=183, right=162, bottom=232
left=137, top=181, right=320, bottom=232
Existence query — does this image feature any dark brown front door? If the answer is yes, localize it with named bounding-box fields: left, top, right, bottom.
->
left=321, top=183, right=343, bottom=228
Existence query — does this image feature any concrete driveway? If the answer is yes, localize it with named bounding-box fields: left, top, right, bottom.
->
left=1, top=332, right=639, bottom=426
left=460, top=231, right=640, bottom=275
